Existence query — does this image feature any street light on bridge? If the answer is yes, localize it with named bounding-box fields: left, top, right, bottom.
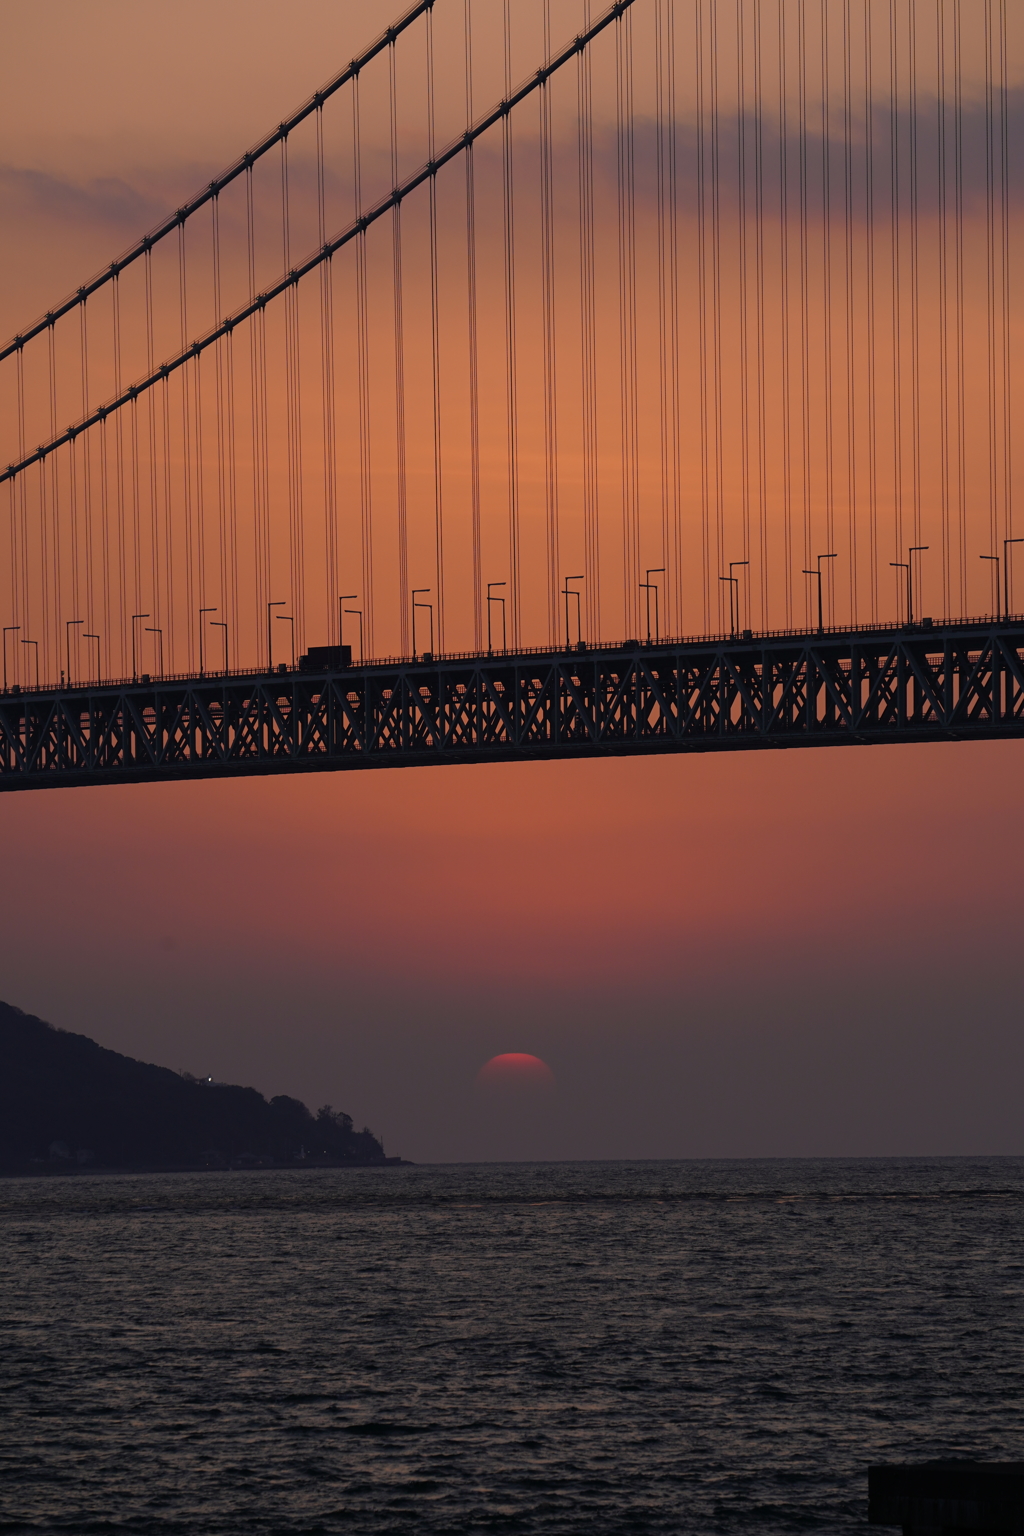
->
left=802, top=553, right=837, bottom=635
left=640, top=568, right=665, bottom=644
left=146, top=627, right=164, bottom=677
left=487, top=582, right=506, bottom=654
left=412, top=589, right=433, bottom=658
left=562, top=575, right=583, bottom=650
left=209, top=621, right=228, bottom=675
left=66, top=619, right=83, bottom=686
left=83, top=634, right=101, bottom=684
left=344, top=608, right=364, bottom=664
left=981, top=538, right=1024, bottom=620
left=267, top=601, right=286, bottom=671
left=339, top=596, right=358, bottom=654
left=3, top=625, right=19, bottom=690
left=21, top=638, right=39, bottom=689
left=131, top=613, right=149, bottom=681
left=198, top=607, right=217, bottom=676
left=890, top=546, right=928, bottom=627
left=275, top=612, right=295, bottom=670
left=719, top=561, right=748, bottom=637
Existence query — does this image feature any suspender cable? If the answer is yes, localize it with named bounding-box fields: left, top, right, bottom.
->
left=317, top=103, right=339, bottom=649
left=797, top=0, right=812, bottom=621
left=669, top=0, right=682, bottom=636
left=502, top=0, right=520, bottom=649
left=282, top=133, right=307, bottom=655
left=213, top=195, right=229, bottom=649
left=69, top=416, right=81, bottom=680
left=145, top=246, right=161, bottom=646
left=100, top=412, right=112, bottom=675
left=710, top=0, right=727, bottom=629
left=130, top=392, right=142, bottom=647
left=578, top=1, right=600, bottom=641
left=247, top=165, right=271, bottom=666
left=193, top=337, right=207, bottom=667
left=737, top=0, right=752, bottom=615
left=937, top=0, right=951, bottom=617
left=540, top=0, right=561, bottom=650
left=983, top=0, right=998, bottom=601
left=696, top=1, right=712, bottom=631
left=352, top=77, right=374, bottom=656
left=754, top=0, right=769, bottom=629
left=6, top=477, right=16, bottom=684
left=389, top=39, right=410, bottom=656
left=821, top=0, right=836, bottom=624
left=464, top=1, right=483, bottom=652
left=113, top=273, right=128, bottom=672
left=889, top=0, right=905, bottom=614
left=616, top=6, right=640, bottom=639
left=842, top=0, right=858, bottom=624
left=177, top=224, right=196, bottom=672
left=161, top=366, right=175, bottom=669
left=15, top=350, right=27, bottom=668
left=998, top=0, right=1013, bottom=601
left=428, top=7, right=445, bottom=653
left=46, top=325, right=60, bottom=681
left=953, top=0, right=967, bottom=614
left=778, top=0, right=794, bottom=626
left=656, top=0, right=671, bottom=627
left=909, top=0, right=923, bottom=571
left=80, top=298, right=95, bottom=638
left=38, top=454, right=50, bottom=681
left=865, top=0, right=880, bottom=620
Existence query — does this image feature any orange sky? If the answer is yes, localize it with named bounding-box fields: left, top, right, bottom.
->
left=1, top=0, right=1023, bottom=1161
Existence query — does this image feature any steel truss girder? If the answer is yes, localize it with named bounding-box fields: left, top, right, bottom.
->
left=2, top=619, right=1023, bottom=792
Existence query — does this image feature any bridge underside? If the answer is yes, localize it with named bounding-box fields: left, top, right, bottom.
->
left=1, top=618, right=1023, bottom=791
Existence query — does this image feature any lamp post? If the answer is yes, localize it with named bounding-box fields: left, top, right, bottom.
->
left=980, top=554, right=1000, bottom=618
left=21, top=637, right=39, bottom=689
left=991, top=537, right=1024, bottom=619
left=891, top=546, right=928, bottom=626
left=719, top=560, right=748, bottom=636
left=344, top=608, right=363, bottom=663
left=1005, top=538, right=1024, bottom=618
left=131, top=613, right=149, bottom=680
left=3, top=625, right=20, bottom=690
left=210, top=620, right=228, bottom=674
left=267, top=600, right=285, bottom=670
left=802, top=552, right=837, bottom=634
left=198, top=606, right=217, bottom=676
left=411, top=589, right=432, bottom=657
left=486, top=582, right=507, bottom=653
left=145, top=626, right=164, bottom=677
left=412, top=589, right=433, bottom=657
left=84, top=634, right=101, bottom=684
left=562, top=575, right=583, bottom=649
left=339, top=595, right=357, bottom=653
left=640, top=567, right=665, bottom=644
left=275, top=612, right=294, bottom=670
left=66, top=618, right=83, bottom=685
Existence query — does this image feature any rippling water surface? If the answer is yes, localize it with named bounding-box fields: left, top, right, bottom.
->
left=1, top=1158, right=1022, bottom=1534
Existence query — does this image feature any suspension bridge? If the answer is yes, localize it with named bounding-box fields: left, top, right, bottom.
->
left=1, top=0, right=1020, bottom=791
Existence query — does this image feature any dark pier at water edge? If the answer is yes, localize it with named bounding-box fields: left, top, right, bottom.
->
left=870, top=1462, right=1024, bottom=1534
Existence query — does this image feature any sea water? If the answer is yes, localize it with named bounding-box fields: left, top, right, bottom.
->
left=1, top=1158, right=1021, bottom=1534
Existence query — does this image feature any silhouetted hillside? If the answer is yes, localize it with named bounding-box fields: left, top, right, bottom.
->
left=0, top=1000, right=392, bottom=1172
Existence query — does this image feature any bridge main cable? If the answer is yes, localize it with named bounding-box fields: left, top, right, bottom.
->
left=0, top=0, right=436, bottom=367
left=0, top=0, right=635, bottom=486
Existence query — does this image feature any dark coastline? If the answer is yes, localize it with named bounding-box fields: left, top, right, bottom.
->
left=0, top=999, right=402, bottom=1174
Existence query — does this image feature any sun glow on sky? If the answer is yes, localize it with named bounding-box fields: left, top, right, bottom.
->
left=476, top=1054, right=556, bottom=1092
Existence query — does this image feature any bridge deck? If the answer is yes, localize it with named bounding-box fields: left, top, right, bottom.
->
left=1, top=617, right=1023, bottom=791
